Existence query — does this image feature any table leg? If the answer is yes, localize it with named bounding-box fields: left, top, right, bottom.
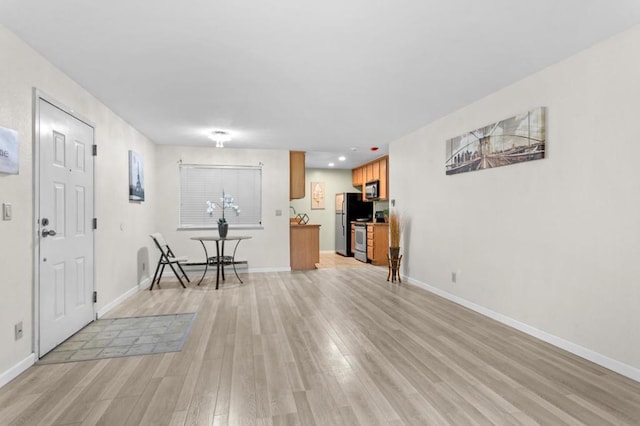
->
left=196, top=240, right=209, bottom=286
left=232, top=239, right=243, bottom=284
left=221, top=240, right=226, bottom=282
left=215, top=241, right=221, bottom=290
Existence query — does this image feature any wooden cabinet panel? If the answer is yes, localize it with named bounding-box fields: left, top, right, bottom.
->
left=290, top=224, right=320, bottom=270
left=371, top=160, right=380, bottom=182
left=366, top=223, right=389, bottom=266
left=365, top=163, right=374, bottom=183
left=352, top=167, right=363, bottom=187
left=289, top=151, right=305, bottom=200
left=379, top=156, right=388, bottom=200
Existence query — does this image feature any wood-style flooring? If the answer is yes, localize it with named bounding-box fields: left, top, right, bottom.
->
left=1, top=262, right=639, bottom=425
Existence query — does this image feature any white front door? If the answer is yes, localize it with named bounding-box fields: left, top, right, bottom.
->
left=38, top=97, right=95, bottom=357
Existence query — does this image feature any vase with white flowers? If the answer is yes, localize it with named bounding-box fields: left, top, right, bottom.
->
left=206, top=191, right=241, bottom=238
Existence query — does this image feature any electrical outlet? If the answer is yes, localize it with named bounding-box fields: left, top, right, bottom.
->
left=451, top=272, right=457, bottom=283
left=15, top=321, right=23, bottom=340
left=142, top=262, right=146, bottom=271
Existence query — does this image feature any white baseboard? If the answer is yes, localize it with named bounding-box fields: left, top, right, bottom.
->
left=96, top=283, right=141, bottom=319
left=405, top=276, right=640, bottom=383
left=138, top=277, right=151, bottom=290
left=0, top=353, right=36, bottom=389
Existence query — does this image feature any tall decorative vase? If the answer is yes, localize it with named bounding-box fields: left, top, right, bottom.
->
left=387, top=246, right=402, bottom=283
left=218, top=222, right=228, bottom=238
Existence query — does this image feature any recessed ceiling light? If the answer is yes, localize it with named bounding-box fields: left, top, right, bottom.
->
left=328, top=162, right=335, bottom=167
left=350, top=147, right=357, bottom=151
left=338, top=156, right=346, bottom=161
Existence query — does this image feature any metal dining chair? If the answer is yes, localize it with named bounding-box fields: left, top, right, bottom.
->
left=149, top=233, right=190, bottom=290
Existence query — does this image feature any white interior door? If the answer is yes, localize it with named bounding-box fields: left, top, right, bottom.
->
left=38, top=98, right=95, bottom=357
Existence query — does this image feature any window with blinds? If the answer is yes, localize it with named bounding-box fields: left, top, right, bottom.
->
left=179, top=164, right=262, bottom=228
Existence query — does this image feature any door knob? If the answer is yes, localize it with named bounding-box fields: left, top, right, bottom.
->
left=42, top=229, right=57, bottom=237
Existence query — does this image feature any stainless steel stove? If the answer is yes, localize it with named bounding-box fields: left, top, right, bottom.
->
left=354, top=223, right=367, bottom=262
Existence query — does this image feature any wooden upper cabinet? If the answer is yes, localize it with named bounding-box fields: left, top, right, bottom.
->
left=378, top=156, right=388, bottom=200
left=352, top=167, right=363, bottom=188
left=371, top=160, right=380, bottom=182
left=290, top=151, right=305, bottom=200
left=351, top=155, right=389, bottom=201
left=365, top=163, right=374, bottom=183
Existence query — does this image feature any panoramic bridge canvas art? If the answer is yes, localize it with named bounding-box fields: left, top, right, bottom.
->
left=446, top=107, right=546, bottom=175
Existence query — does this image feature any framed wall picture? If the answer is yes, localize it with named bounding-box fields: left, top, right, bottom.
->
left=311, top=181, right=325, bottom=209
left=0, top=126, right=19, bottom=175
left=128, top=150, right=145, bottom=201
left=445, top=107, right=546, bottom=175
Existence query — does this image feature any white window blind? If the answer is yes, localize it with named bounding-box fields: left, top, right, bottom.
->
left=179, top=164, right=262, bottom=228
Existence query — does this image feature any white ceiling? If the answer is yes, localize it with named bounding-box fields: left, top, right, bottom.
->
left=2, top=1, right=639, bottom=168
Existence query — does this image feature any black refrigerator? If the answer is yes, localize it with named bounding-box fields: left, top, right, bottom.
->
left=335, top=192, right=373, bottom=256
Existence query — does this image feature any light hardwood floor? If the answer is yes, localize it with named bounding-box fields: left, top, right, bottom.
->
left=1, top=264, right=639, bottom=425
left=316, top=252, right=368, bottom=269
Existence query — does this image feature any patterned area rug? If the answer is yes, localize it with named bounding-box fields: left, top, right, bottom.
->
left=38, top=313, right=196, bottom=364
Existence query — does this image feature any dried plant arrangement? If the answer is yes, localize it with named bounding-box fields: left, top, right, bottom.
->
left=389, top=210, right=403, bottom=248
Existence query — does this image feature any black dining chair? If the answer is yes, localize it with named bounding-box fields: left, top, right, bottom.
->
left=149, top=233, right=190, bottom=290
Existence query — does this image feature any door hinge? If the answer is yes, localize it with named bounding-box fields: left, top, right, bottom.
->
left=93, top=291, right=97, bottom=303
left=93, top=218, right=97, bottom=230
left=92, top=145, right=97, bottom=156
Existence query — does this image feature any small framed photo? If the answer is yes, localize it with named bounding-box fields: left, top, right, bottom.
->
left=128, top=150, right=145, bottom=201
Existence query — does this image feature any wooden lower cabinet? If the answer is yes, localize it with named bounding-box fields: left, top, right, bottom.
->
left=366, top=223, right=389, bottom=266
left=290, top=224, right=320, bottom=270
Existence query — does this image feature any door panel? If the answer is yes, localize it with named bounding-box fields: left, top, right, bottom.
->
left=39, top=98, right=94, bottom=356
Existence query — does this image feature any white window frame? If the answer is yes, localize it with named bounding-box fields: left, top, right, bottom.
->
left=179, top=164, right=263, bottom=229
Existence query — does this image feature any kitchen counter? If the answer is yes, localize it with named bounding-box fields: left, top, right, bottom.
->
left=290, top=224, right=321, bottom=270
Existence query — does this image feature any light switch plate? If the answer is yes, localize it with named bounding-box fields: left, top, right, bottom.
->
left=2, top=203, right=11, bottom=221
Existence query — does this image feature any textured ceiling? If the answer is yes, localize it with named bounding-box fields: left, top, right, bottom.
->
left=1, top=1, right=639, bottom=168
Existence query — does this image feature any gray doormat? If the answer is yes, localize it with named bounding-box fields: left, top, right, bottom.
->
left=38, top=313, right=196, bottom=364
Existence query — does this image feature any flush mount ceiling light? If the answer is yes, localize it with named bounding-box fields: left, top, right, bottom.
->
left=210, top=130, right=231, bottom=148
left=338, top=156, right=346, bottom=161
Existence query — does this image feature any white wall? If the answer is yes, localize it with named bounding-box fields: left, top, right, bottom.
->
left=290, top=168, right=355, bottom=251
left=0, top=25, right=156, bottom=380
left=154, top=145, right=290, bottom=271
left=390, top=26, right=640, bottom=376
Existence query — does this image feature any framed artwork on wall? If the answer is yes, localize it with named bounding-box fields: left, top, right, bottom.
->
left=445, top=107, right=546, bottom=175
left=311, top=181, right=325, bottom=209
left=0, top=126, right=19, bottom=175
left=128, top=150, right=145, bottom=201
